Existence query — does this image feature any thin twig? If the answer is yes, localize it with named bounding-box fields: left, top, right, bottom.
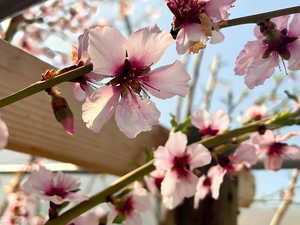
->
left=176, top=54, right=190, bottom=122
left=269, top=169, right=300, bottom=225
left=221, top=6, right=300, bottom=29
left=202, top=55, right=220, bottom=111
left=184, top=51, right=204, bottom=117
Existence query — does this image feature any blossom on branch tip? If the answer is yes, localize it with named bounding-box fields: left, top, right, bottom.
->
left=238, top=104, right=267, bottom=123
left=235, top=14, right=300, bottom=89
left=107, top=184, right=149, bottom=225
left=191, top=109, right=229, bottom=137
left=22, top=166, right=85, bottom=205
left=82, top=25, right=190, bottom=138
left=251, top=130, right=300, bottom=171
left=194, top=165, right=225, bottom=207
left=154, top=132, right=211, bottom=209
left=166, top=0, right=235, bottom=54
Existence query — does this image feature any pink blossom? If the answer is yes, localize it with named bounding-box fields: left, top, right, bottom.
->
left=67, top=213, right=99, bottom=225
left=144, top=170, right=165, bottom=194
left=166, top=0, right=235, bottom=54
left=235, top=14, right=300, bottom=89
left=0, top=118, right=8, bottom=149
left=22, top=166, right=85, bottom=205
left=72, top=29, right=104, bottom=101
left=107, top=184, right=149, bottom=225
left=239, top=104, right=267, bottom=123
left=191, top=109, right=229, bottom=137
left=82, top=25, right=190, bottom=138
left=251, top=130, right=300, bottom=171
left=194, top=165, right=226, bottom=207
left=154, top=132, right=211, bottom=209
left=219, top=143, right=258, bottom=173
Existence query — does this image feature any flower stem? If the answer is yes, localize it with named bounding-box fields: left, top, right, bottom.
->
left=222, top=6, right=300, bottom=28
left=44, top=109, right=300, bottom=225
left=0, top=64, right=93, bottom=108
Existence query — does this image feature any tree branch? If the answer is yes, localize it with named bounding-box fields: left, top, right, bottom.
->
left=0, top=64, right=93, bottom=108
left=221, top=6, right=300, bottom=28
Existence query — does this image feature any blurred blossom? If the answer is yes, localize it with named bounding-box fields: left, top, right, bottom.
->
left=191, top=109, right=229, bottom=137
left=22, top=166, right=85, bottom=205
left=238, top=104, right=267, bottom=123
left=194, top=165, right=226, bottom=207
left=154, top=132, right=211, bottom=209
left=235, top=14, right=300, bottom=88
left=107, top=183, right=149, bottom=225
left=251, top=130, right=300, bottom=171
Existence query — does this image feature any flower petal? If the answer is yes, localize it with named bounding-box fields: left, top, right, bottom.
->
left=289, top=14, right=300, bottom=37
left=264, top=155, right=283, bottom=171
left=211, top=110, right=229, bottom=133
left=154, top=146, right=173, bottom=171
left=288, top=39, right=300, bottom=70
left=165, top=132, right=187, bottom=156
left=142, top=60, right=190, bottom=99
left=88, top=26, right=126, bottom=75
left=205, top=0, right=235, bottom=22
left=82, top=86, right=120, bottom=132
left=187, top=143, right=212, bottom=170
left=126, top=25, right=173, bottom=66
left=176, top=23, right=207, bottom=54
left=115, top=94, right=160, bottom=138
left=191, top=109, right=210, bottom=130
left=245, top=54, right=278, bottom=89
left=194, top=176, right=210, bottom=208
left=210, top=30, right=225, bottom=44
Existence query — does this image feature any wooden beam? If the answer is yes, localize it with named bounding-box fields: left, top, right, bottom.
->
left=0, top=0, right=48, bottom=21
left=0, top=39, right=169, bottom=176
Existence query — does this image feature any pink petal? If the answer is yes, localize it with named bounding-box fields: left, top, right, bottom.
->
left=115, top=94, right=160, bottom=138
left=205, top=0, right=235, bottom=22
left=234, top=40, right=266, bottom=75
left=264, top=155, right=283, bottom=171
left=194, top=176, right=210, bottom=208
left=232, top=143, right=258, bottom=168
left=73, top=83, right=87, bottom=101
left=209, top=165, right=226, bottom=199
left=284, top=146, right=300, bottom=160
left=187, top=143, right=212, bottom=170
left=210, top=30, right=225, bottom=44
left=88, top=26, right=126, bottom=75
left=142, top=60, right=190, bottom=99
left=126, top=212, right=142, bottom=225
left=276, top=132, right=300, bottom=142
left=0, top=119, right=8, bottom=149
left=165, top=132, right=187, bottom=156
left=154, top=146, right=173, bottom=171
left=271, top=15, right=289, bottom=31
left=161, top=170, right=178, bottom=197
left=126, top=25, right=173, bottom=66
left=251, top=130, right=275, bottom=147
left=288, top=39, right=300, bottom=70
left=191, top=109, right=211, bottom=130
left=106, top=204, right=118, bottom=225
left=176, top=23, right=207, bottom=54
left=211, top=110, right=229, bottom=133
left=82, top=86, right=120, bottom=132
left=77, top=29, right=89, bottom=62
left=245, top=54, right=278, bottom=89
left=289, top=14, right=300, bottom=37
